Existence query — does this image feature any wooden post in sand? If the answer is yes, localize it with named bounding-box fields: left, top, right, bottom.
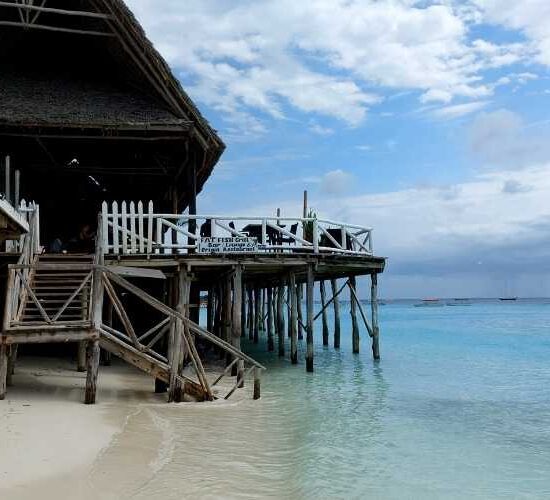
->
left=84, top=340, right=100, bottom=404
left=349, top=276, right=360, bottom=354
left=277, top=285, right=285, bottom=357
left=6, top=345, right=17, bottom=386
left=0, top=344, right=8, bottom=400
left=267, top=287, right=274, bottom=351
left=320, top=280, right=329, bottom=346
left=371, top=272, right=380, bottom=360
left=289, top=272, right=298, bottom=364
left=306, top=265, right=314, bottom=372
left=331, top=279, right=341, bottom=349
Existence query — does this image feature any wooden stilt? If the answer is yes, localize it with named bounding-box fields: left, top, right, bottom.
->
left=297, top=284, right=304, bottom=340
left=0, top=344, right=8, bottom=400
left=6, top=345, right=17, bottom=386
left=248, top=286, right=254, bottom=341
left=241, top=285, right=247, bottom=338
left=101, top=303, right=113, bottom=366
left=207, top=286, right=214, bottom=333
left=261, top=289, right=266, bottom=332
left=277, top=285, right=285, bottom=356
left=331, top=279, right=341, bottom=349
left=306, top=265, right=314, bottom=372
left=232, top=266, right=244, bottom=382
left=289, top=272, right=298, bottom=364
left=254, top=286, right=260, bottom=344
left=77, top=341, right=87, bottom=372
left=371, top=273, right=380, bottom=360
left=223, top=273, right=233, bottom=363
left=349, top=276, right=360, bottom=354
left=320, top=280, right=329, bottom=346
left=253, top=366, right=261, bottom=400
left=267, top=287, right=274, bottom=351
left=84, top=339, right=100, bottom=404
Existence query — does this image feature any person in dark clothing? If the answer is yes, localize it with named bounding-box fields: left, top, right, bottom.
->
left=66, top=224, right=95, bottom=253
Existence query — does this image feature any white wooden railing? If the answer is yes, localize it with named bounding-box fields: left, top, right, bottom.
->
left=100, top=201, right=373, bottom=256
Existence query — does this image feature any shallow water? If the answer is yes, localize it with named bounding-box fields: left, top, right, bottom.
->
left=123, top=300, right=550, bottom=498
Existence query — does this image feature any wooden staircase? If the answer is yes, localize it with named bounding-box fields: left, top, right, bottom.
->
left=18, top=254, right=94, bottom=325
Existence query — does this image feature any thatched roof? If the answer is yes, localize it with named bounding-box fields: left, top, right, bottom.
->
left=0, top=0, right=225, bottom=209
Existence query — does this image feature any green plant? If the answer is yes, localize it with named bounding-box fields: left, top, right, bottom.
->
left=302, top=208, right=317, bottom=243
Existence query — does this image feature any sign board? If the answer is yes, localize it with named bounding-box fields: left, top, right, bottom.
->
left=198, top=237, right=259, bottom=254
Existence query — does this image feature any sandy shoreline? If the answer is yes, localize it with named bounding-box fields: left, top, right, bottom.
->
left=0, top=356, right=180, bottom=499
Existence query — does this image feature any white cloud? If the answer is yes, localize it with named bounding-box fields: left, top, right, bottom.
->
left=125, top=0, right=529, bottom=135
left=309, top=123, right=334, bottom=136
left=319, top=169, right=354, bottom=195
left=468, top=109, right=550, bottom=169
left=431, top=100, right=489, bottom=120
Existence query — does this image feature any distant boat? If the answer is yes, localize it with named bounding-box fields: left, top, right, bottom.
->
left=499, top=297, right=518, bottom=301
left=414, top=298, right=443, bottom=307
left=446, top=298, right=472, bottom=306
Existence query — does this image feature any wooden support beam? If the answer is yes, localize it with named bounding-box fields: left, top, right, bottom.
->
left=253, top=367, right=261, bottom=400
left=267, top=287, right=274, bottom=352
left=371, top=273, right=381, bottom=360
left=6, top=345, right=17, bottom=386
left=0, top=344, right=8, bottom=400
left=232, top=266, right=244, bottom=384
left=84, top=340, right=100, bottom=404
left=207, top=286, right=214, bottom=333
left=277, top=285, right=285, bottom=357
left=77, top=341, right=87, bottom=372
left=247, top=286, right=254, bottom=341
left=306, top=265, right=314, bottom=372
left=0, top=2, right=114, bottom=19
left=223, top=273, right=233, bottom=363
left=297, top=284, right=304, bottom=340
left=254, top=286, right=260, bottom=344
left=289, top=273, right=298, bottom=364
left=349, top=276, right=360, bottom=354
left=331, top=279, right=341, bottom=349
left=320, top=280, right=329, bottom=346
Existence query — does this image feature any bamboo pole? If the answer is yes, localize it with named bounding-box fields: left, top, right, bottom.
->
left=290, top=272, right=298, bottom=364
left=306, top=265, right=314, bottom=372
left=349, top=276, right=360, bottom=354
left=371, top=273, right=381, bottom=360
left=331, top=279, right=341, bottom=349
left=267, top=287, right=274, bottom=351
left=320, top=280, right=329, bottom=346
left=277, top=285, right=285, bottom=357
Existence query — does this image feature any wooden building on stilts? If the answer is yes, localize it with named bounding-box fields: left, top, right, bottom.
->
left=0, top=0, right=385, bottom=404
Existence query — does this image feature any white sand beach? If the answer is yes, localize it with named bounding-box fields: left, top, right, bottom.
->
left=0, top=356, right=185, bottom=500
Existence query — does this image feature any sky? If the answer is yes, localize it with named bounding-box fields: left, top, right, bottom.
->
left=126, top=0, right=550, bottom=298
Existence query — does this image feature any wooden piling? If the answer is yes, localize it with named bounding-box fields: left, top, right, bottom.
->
left=320, top=280, right=329, bottom=346
left=254, top=286, right=260, bottom=344
left=289, top=272, right=298, bottom=364
left=253, top=366, right=261, bottom=400
left=306, top=265, right=314, bottom=372
left=248, top=286, right=254, bottom=341
left=277, top=285, right=285, bottom=356
left=241, top=285, right=246, bottom=338
left=207, top=286, right=214, bottom=333
left=77, top=341, right=87, bottom=372
left=349, top=276, right=360, bottom=354
left=232, top=265, right=244, bottom=380
left=371, top=272, right=380, bottom=360
left=261, top=289, right=266, bottom=332
left=84, top=339, right=100, bottom=404
left=297, top=284, right=304, bottom=340
left=331, top=279, right=341, bottom=349
left=223, top=274, right=233, bottom=362
left=6, top=345, right=17, bottom=386
left=267, top=287, right=274, bottom=351
left=0, top=344, right=7, bottom=400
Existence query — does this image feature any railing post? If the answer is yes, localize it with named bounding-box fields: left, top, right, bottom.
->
left=368, top=229, right=373, bottom=254
left=210, top=218, right=216, bottom=238
left=261, top=219, right=267, bottom=246
left=313, top=219, right=319, bottom=254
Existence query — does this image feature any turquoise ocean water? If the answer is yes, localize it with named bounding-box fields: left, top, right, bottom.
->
left=138, top=299, right=550, bottom=499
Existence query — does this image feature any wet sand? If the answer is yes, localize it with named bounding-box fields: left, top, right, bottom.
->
left=0, top=356, right=210, bottom=500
